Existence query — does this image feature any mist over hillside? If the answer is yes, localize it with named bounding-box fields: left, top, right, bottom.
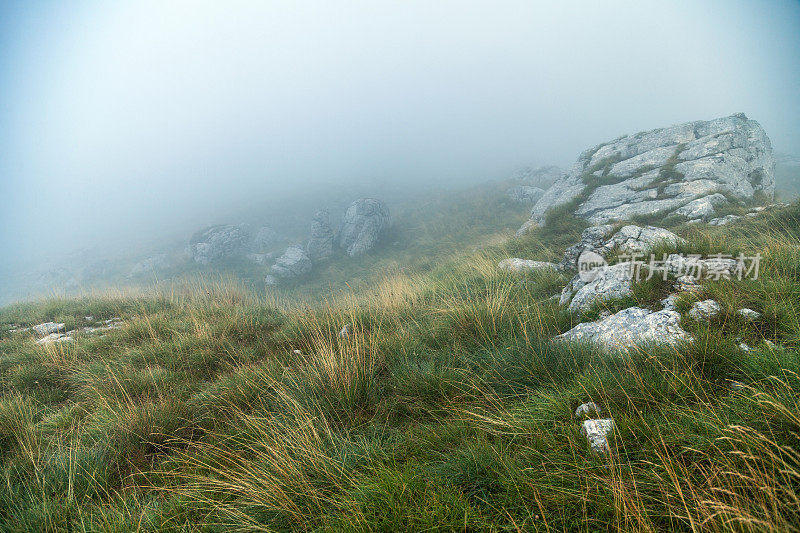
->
left=3, top=2, right=800, bottom=531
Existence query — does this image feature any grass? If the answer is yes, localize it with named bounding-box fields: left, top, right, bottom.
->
left=1, top=192, right=800, bottom=530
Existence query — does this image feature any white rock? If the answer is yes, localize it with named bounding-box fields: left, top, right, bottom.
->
left=737, top=308, right=762, bottom=320
left=581, top=419, right=615, bottom=454
left=498, top=258, right=559, bottom=273
left=557, top=306, right=692, bottom=350
left=339, top=324, right=351, bottom=338
left=689, top=299, right=721, bottom=321
left=574, top=402, right=601, bottom=418
left=521, top=114, right=774, bottom=230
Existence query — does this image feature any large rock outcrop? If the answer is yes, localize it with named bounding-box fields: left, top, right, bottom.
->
left=338, top=199, right=391, bottom=257
left=522, top=114, right=774, bottom=229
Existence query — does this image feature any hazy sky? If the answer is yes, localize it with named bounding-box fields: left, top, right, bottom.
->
left=2, top=0, right=799, bottom=274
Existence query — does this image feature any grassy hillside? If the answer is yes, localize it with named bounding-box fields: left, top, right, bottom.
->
left=1, top=191, right=800, bottom=530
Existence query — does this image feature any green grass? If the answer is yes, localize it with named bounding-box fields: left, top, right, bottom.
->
left=1, top=193, right=800, bottom=530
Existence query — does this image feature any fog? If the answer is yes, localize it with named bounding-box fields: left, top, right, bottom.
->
left=2, top=0, right=799, bottom=295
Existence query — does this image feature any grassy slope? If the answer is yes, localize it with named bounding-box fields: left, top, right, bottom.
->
left=1, top=187, right=800, bottom=531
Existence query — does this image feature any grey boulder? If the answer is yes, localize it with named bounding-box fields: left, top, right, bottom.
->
left=338, top=199, right=391, bottom=257
left=307, top=209, right=335, bottom=261
left=270, top=246, right=312, bottom=280
left=188, top=225, right=250, bottom=264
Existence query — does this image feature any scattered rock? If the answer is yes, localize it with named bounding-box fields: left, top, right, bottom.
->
left=498, top=258, right=560, bottom=273
left=339, top=324, right=351, bottom=338
left=522, top=114, right=774, bottom=229
left=307, top=209, right=335, bottom=261
left=270, top=246, right=312, bottom=280
left=575, top=402, right=601, bottom=418
left=557, top=307, right=692, bottom=350
left=338, top=199, right=391, bottom=257
left=32, top=322, right=65, bottom=336
left=738, top=342, right=752, bottom=352
left=689, top=299, right=721, bottom=321
left=581, top=419, right=615, bottom=454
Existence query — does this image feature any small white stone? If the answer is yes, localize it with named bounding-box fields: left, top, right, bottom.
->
left=339, top=324, right=351, bottom=338
left=574, top=402, right=601, bottom=418
left=580, top=419, right=615, bottom=454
